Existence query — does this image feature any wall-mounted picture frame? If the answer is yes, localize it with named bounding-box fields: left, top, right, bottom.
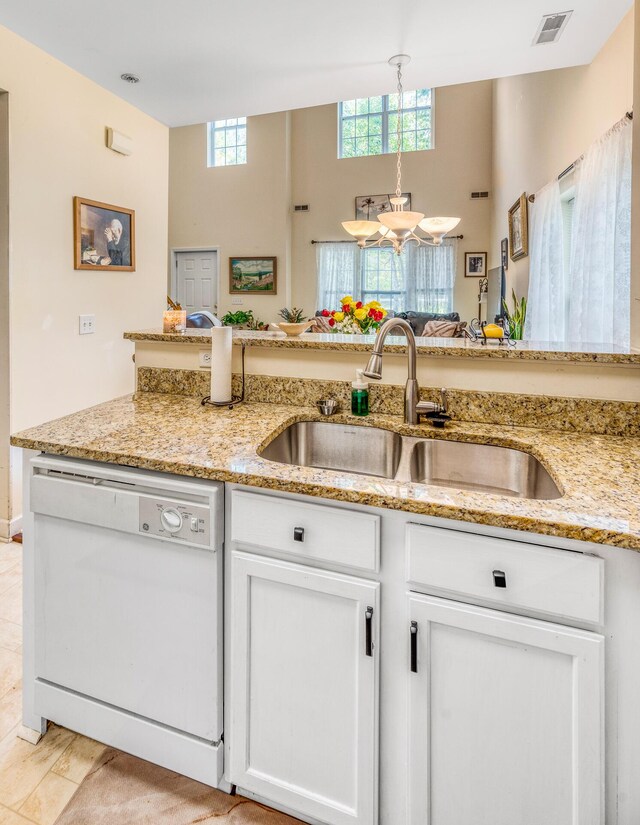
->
left=229, top=257, right=277, bottom=294
left=73, top=197, right=135, bottom=271
left=508, top=194, right=529, bottom=261
left=355, top=193, right=411, bottom=220
left=501, top=237, right=509, bottom=270
left=465, top=252, right=487, bottom=277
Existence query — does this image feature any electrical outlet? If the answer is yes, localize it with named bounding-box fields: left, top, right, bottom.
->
left=231, top=298, right=243, bottom=305
left=79, top=314, right=96, bottom=335
left=199, top=350, right=212, bottom=369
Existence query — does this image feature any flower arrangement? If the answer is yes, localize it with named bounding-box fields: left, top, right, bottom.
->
left=319, top=296, right=388, bottom=334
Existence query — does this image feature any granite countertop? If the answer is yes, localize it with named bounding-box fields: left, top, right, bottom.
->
left=124, top=329, right=640, bottom=364
left=11, top=393, right=640, bottom=550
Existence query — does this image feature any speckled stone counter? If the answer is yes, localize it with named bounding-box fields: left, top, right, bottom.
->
left=124, top=328, right=640, bottom=364
left=11, top=393, right=640, bottom=550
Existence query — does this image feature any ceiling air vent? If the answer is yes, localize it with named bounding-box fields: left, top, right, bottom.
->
left=533, top=11, right=573, bottom=45
left=294, top=204, right=310, bottom=212
left=470, top=191, right=490, bottom=200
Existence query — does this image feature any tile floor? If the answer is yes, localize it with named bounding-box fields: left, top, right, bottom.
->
left=0, top=541, right=107, bottom=825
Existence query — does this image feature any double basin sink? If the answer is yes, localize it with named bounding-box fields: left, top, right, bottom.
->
left=260, top=421, right=561, bottom=501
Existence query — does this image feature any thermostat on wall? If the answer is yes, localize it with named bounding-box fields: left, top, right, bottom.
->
left=106, top=127, right=133, bottom=156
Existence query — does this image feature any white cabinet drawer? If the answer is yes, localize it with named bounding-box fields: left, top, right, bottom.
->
left=230, top=490, right=380, bottom=572
left=406, top=523, right=604, bottom=624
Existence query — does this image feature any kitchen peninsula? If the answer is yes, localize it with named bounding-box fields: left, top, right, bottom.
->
left=10, top=339, right=640, bottom=824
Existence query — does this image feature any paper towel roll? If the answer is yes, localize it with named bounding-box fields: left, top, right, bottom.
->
left=210, top=326, right=233, bottom=403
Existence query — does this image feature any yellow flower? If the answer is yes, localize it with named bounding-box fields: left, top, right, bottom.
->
left=379, top=307, right=388, bottom=316
left=340, top=295, right=354, bottom=305
left=354, top=307, right=368, bottom=321
left=333, top=311, right=345, bottom=322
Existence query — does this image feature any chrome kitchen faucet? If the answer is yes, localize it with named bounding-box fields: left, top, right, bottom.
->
left=363, top=317, right=448, bottom=425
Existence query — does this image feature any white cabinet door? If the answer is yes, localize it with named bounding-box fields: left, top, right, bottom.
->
left=229, top=550, right=379, bottom=825
left=408, top=594, right=604, bottom=825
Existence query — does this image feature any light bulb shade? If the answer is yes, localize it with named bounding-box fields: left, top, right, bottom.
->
left=378, top=210, right=424, bottom=232
left=341, top=220, right=381, bottom=241
left=418, top=216, right=461, bottom=239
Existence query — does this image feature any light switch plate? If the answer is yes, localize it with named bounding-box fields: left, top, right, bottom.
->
left=79, top=314, right=96, bottom=335
left=231, top=298, right=243, bottom=305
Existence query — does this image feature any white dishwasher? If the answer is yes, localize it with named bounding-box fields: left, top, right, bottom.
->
left=28, top=454, right=225, bottom=786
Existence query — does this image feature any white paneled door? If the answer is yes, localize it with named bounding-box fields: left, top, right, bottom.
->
left=174, top=249, right=218, bottom=315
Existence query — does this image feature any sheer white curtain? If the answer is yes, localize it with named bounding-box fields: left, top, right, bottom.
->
left=524, top=180, right=565, bottom=341
left=315, top=242, right=360, bottom=311
left=567, top=118, right=632, bottom=348
left=316, top=238, right=457, bottom=313
left=406, top=239, right=457, bottom=313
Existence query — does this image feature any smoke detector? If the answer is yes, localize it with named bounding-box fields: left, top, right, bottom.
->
left=533, top=11, right=573, bottom=45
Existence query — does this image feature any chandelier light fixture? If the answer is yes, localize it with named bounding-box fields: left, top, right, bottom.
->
left=342, top=55, right=460, bottom=255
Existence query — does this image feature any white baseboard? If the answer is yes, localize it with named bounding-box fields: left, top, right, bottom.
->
left=0, top=514, right=22, bottom=542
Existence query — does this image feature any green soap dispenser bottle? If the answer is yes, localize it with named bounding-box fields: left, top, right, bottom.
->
left=351, top=369, right=369, bottom=417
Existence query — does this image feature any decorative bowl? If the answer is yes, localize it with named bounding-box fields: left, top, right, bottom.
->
left=275, top=321, right=311, bottom=337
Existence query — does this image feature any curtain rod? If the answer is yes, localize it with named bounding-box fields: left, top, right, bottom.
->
left=529, top=111, right=633, bottom=203
left=311, top=235, right=464, bottom=244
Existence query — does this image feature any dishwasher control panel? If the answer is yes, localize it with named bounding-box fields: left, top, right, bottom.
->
left=139, top=497, right=211, bottom=547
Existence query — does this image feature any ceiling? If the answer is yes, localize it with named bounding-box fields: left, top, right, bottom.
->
left=0, top=0, right=633, bottom=127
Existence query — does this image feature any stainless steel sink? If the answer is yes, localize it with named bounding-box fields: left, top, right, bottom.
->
left=259, top=421, right=562, bottom=500
left=260, top=421, right=404, bottom=479
left=408, top=438, right=561, bottom=499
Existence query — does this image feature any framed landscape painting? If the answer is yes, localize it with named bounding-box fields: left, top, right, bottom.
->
left=73, top=197, right=135, bottom=271
left=229, top=257, right=277, bottom=294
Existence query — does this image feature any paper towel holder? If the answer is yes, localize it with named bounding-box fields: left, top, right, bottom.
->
left=201, top=343, right=246, bottom=409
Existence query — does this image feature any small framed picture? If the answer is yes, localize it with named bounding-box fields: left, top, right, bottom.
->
left=501, top=237, right=509, bottom=270
left=508, top=194, right=529, bottom=261
left=229, top=257, right=277, bottom=294
left=73, top=197, right=135, bottom=271
left=355, top=193, right=411, bottom=220
left=465, top=252, right=487, bottom=277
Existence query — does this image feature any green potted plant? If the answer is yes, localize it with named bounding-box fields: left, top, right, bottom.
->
left=502, top=289, right=527, bottom=340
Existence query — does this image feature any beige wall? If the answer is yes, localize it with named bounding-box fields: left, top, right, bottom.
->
left=168, top=82, right=493, bottom=324
left=290, top=82, right=493, bottom=320
left=491, top=9, right=635, bottom=299
left=0, top=93, right=9, bottom=537
left=169, top=113, right=292, bottom=321
left=0, top=24, right=169, bottom=531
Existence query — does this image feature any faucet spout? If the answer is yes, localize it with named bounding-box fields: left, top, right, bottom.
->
left=361, top=317, right=446, bottom=425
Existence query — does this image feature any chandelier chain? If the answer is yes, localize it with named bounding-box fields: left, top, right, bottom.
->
left=395, top=61, right=403, bottom=200
left=339, top=53, right=461, bottom=253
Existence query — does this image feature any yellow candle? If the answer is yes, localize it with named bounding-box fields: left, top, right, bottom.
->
left=163, top=310, right=187, bottom=333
